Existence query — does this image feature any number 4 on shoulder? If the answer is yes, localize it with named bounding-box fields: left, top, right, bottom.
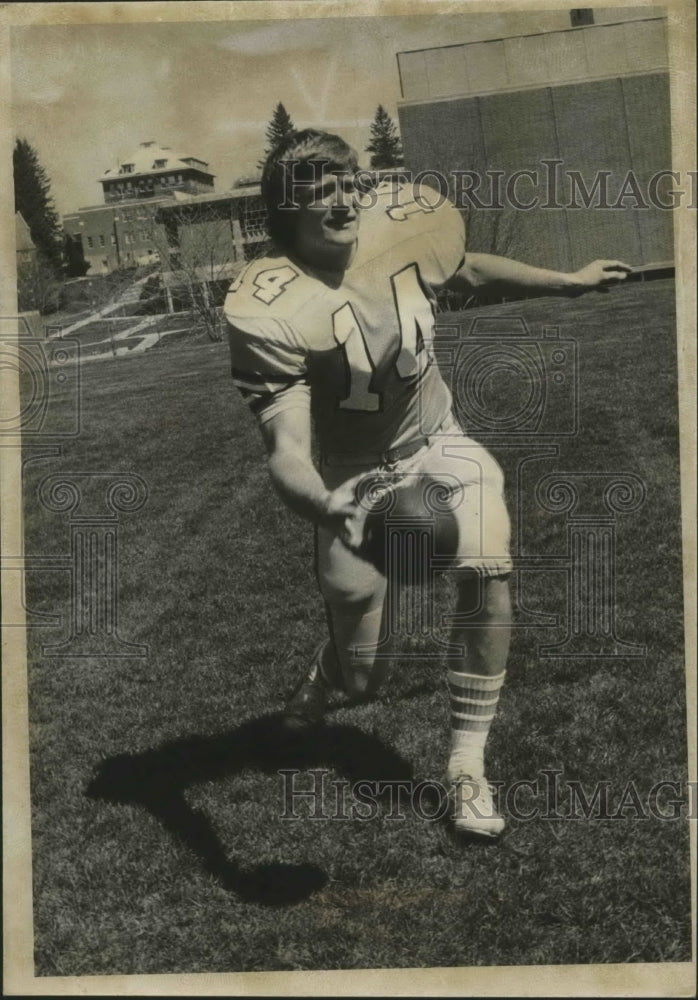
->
left=253, top=265, right=298, bottom=304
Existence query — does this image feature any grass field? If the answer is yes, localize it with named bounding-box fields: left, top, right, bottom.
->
left=20, top=278, right=691, bottom=975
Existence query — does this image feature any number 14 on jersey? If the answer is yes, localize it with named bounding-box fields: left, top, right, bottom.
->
left=332, top=263, right=436, bottom=412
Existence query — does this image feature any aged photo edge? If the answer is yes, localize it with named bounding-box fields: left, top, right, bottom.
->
left=1, top=0, right=695, bottom=995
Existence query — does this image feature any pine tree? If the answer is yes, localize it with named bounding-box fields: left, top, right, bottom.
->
left=259, top=103, right=296, bottom=168
left=13, top=138, right=64, bottom=273
left=365, top=105, right=403, bottom=170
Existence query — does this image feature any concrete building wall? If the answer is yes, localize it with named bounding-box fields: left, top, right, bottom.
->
left=399, top=72, right=673, bottom=270
left=397, top=17, right=673, bottom=271
left=398, top=16, right=667, bottom=102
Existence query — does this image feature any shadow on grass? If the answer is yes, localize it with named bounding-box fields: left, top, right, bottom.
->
left=85, top=712, right=412, bottom=907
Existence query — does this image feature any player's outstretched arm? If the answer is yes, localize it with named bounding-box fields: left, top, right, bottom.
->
left=447, top=252, right=633, bottom=298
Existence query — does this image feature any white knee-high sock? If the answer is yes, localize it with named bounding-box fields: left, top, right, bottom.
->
left=447, top=668, right=506, bottom=779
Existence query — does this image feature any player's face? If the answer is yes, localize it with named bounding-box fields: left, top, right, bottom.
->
left=292, top=170, right=360, bottom=267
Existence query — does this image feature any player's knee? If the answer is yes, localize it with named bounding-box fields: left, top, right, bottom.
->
left=455, top=570, right=511, bottom=615
left=482, top=455, right=506, bottom=499
left=319, top=571, right=384, bottom=606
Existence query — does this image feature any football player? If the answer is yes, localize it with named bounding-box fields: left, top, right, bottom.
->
left=224, top=129, right=631, bottom=838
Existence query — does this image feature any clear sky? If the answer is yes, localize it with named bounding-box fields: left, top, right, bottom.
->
left=10, top=7, right=644, bottom=216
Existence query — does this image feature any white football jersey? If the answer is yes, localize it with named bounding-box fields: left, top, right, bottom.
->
left=224, top=181, right=465, bottom=457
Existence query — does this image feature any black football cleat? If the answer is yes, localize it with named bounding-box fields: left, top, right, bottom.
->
left=283, top=665, right=328, bottom=731
left=283, top=672, right=327, bottom=730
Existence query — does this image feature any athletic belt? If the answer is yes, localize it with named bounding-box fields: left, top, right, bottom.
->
left=321, top=417, right=455, bottom=468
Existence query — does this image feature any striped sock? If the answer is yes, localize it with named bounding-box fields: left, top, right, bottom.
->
left=447, top=669, right=506, bottom=780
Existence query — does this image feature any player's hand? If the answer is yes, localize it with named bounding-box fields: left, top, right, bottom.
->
left=320, top=472, right=393, bottom=553
left=318, top=474, right=366, bottom=552
left=569, top=259, right=633, bottom=294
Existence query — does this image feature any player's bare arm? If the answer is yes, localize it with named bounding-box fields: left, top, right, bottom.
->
left=447, top=252, right=633, bottom=298
left=259, top=405, right=365, bottom=550
left=259, top=404, right=329, bottom=523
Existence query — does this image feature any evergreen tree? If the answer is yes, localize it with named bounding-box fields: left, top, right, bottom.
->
left=64, top=232, right=90, bottom=278
left=365, top=105, right=403, bottom=170
left=259, top=103, right=296, bottom=168
left=13, top=138, right=64, bottom=273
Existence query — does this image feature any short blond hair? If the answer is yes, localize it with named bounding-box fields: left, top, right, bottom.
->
left=261, top=129, right=359, bottom=250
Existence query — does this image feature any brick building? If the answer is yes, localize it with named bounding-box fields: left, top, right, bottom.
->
left=63, top=141, right=267, bottom=278
left=99, top=140, right=214, bottom=204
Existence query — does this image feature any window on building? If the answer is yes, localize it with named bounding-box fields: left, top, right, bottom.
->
left=99, top=234, right=105, bottom=247
left=240, top=196, right=269, bottom=240
left=111, top=234, right=116, bottom=245
left=570, top=8, right=594, bottom=25
left=154, top=159, right=168, bottom=168
left=86, top=236, right=94, bottom=248
left=176, top=174, right=182, bottom=182
left=121, top=163, right=135, bottom=174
